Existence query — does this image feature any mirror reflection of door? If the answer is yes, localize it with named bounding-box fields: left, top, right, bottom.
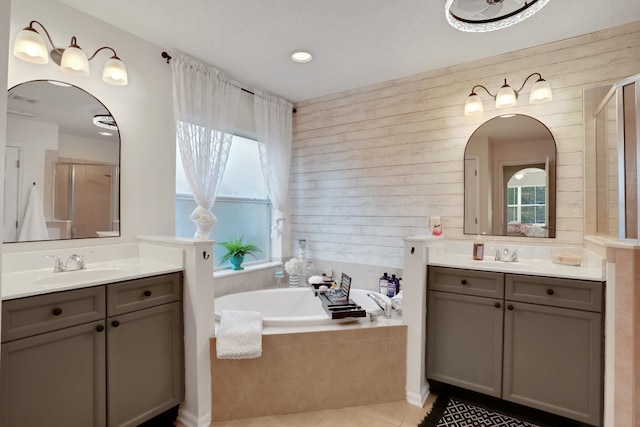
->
left=504, top=165, right=547, bottom=237
left=464, top=156, right=480, bottom=234
left=4, top=145, right=21, bottom=242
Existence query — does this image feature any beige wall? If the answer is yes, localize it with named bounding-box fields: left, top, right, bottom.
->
left=291, top=21, right=640, bottom=272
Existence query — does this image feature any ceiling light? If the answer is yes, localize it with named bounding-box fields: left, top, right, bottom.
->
left=291, top=51, right=312, bottom=63
left=98, top=131, right=113, bottom=136
left=463, top=73, right=552, bottom=116
left=445, top=0, right=550, bottom=32
left=514, top=172, right=525, bottom=180
left=13, top=20, right=128, bottom=86
left=93, top=114, right=118, bottom=130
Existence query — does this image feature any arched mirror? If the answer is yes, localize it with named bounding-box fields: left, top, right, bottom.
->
left=6, top=80, right=120, bottom=242
left=464, top=114, right=556, bottom=238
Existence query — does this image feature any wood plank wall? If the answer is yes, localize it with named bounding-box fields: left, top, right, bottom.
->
left=291, top=21, right=640, bottom=270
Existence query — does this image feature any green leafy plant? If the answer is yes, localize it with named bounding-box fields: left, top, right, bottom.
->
left=217, top=236, right=262, bottom=263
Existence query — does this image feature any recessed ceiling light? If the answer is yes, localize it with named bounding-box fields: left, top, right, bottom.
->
left=99, top=131, right=113, bottom=136
left=291, top=51, right=312, bottom=63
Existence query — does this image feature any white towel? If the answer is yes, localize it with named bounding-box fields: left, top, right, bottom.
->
left=216, top=310, right=263, bottom=359
left=391, top=290, right=403, bottom=310
left=18, top=186, right=49, bottom=242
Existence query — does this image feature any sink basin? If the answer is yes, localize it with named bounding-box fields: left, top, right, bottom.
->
left=34, top=267, right=135, bottom=286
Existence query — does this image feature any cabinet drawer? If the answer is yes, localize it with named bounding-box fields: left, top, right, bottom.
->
left=107, top=273, right=182, bottom=316
left=505, top=274, right=604, bottom=312
left=428, top=266, right=504, bottom=298
left=1, top=286, right=106, bottom=342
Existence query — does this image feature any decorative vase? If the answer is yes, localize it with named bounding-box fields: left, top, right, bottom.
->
left=229, top=255, right=244, bottom=270
left=288, top=274, right=300, bottom=287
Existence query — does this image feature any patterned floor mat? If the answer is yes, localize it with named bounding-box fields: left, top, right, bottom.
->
left=418, top=396, right=540, bottom=427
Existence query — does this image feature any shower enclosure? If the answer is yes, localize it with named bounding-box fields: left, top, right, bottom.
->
left=54, top=163, right=120, bottom=239
left=586, top=73, right=640, bottom=242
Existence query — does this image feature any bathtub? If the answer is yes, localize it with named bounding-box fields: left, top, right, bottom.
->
left=214, top=287, right=391, bottom=327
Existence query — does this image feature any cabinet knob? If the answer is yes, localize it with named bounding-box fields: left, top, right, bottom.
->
left=460, top=279, right=468, bottom=285
left=143, top=290, right=152, bottom=297
left=96, top=324, right=105, bottom=332
left=507, top=304, right=514, bottom=310
left=112, top=320, right=120, bottom=328
left=52, top=307, right=62, bottom=316
left=494, top=302, right=501, bottom=309
left=547, top=289, right=555, bottom=296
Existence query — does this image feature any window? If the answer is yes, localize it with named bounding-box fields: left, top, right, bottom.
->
left=507, top=185, right=546, bottom=224
left=176, top=135, right=271, bottom=268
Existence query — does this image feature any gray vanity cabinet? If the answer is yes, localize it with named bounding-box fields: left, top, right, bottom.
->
left=0, top=272, right=184, bottom=427
left=106, top=273, right=184, bottom=427
left=502, top=274, right=603, bottom=426
left=427, top=267, right=505, bottom=397
left=426, top=266, right=604, bottom=426
left=0, top=287, right=107, bottom=427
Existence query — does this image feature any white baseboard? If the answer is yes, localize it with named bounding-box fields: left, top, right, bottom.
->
left=177, top=408, right=211, bottom=427
left=406, top=384, right=430, bottom=407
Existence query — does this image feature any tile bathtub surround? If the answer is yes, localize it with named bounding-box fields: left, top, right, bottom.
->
left=210, top=325, right=407, bottom=421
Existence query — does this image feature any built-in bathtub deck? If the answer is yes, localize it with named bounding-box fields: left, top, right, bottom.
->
left=210, top=324, right=407, bottom=421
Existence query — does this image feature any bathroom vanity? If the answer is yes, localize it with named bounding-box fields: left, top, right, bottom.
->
left=427, top=265, right=604, bottom=426
left=0, top=271, right=184, bottom=427
left=401, top=236, right=607, bottom=427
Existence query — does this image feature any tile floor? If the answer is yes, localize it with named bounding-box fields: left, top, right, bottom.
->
left=208, top=394, right=437, bottom=427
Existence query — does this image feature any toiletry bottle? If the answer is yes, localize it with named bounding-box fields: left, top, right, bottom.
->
left=473, top=235, right=485, bottom=260
left=393, top=276, right=401, bottom=295
left=379, top=272, right=389, bottom=295
left=388, top=274, right=397, bottom=298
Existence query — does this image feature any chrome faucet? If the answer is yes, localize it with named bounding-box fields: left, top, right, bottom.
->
left=65, top=254, right=87, bottom=271
left=493, top=248, right=523, bottom=263
left=43, top=255, right=65, bottom=273
left=43, top=253, right=88, bottom=273
left=367, top=292, right=392, bottom=319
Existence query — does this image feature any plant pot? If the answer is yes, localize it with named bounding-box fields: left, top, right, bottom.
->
left=229, top=255, right=244, bottom=270
left=288, top=274, right=300, bottom=287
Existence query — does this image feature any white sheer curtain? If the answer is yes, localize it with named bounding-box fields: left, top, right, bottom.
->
left=254, top=90, right=293, bottom=238
left=171, top=53, right=241, bottom=240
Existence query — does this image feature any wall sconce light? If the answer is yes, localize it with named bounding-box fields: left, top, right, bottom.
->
left=13, top=20, right=128, bottom=86
left=464, top=72, right=552, bottom=116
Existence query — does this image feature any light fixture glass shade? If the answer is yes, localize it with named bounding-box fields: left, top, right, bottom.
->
left=103, top=57, right=128, bottom=86
left=464, top=94, right=484, bottom=116
left=61, top=45, right=89, bottom=76
left=529, top=79, right=553, bottom=104
left=13, top=28, right=49, bottom=64
left=495, top=85, right=517, bottom=109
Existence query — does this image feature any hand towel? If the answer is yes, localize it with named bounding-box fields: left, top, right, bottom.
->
left=391, top=290, right=403, bottom=310
left=216, top=310, right=263, bottom=359
left=18, top=186, right=49, bottom=242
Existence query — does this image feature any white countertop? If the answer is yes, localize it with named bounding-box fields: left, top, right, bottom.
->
left=429, top=253, right=604, bottom=281
left=2, top=258, right=184, bottom=300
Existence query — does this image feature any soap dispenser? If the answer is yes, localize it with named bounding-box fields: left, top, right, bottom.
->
left=473, top=235, right=485, bottom=260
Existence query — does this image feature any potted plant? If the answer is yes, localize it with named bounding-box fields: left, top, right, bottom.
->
left=217, top=236, right=262, bottom=270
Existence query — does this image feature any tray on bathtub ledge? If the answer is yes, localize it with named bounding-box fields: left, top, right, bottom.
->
left=319, top=293, right=367, bottom=320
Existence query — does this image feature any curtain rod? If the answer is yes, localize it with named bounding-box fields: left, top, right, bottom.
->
left=161, top=51, right=296, bottom=113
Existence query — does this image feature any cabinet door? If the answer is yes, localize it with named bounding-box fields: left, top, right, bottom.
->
left=503, top=302, right=602, bottom=425
left=427, top=290, right=504, bottom=397
left=107, top=302, right=184, bottom=427
left=0, top=321, right=106, bottom=427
